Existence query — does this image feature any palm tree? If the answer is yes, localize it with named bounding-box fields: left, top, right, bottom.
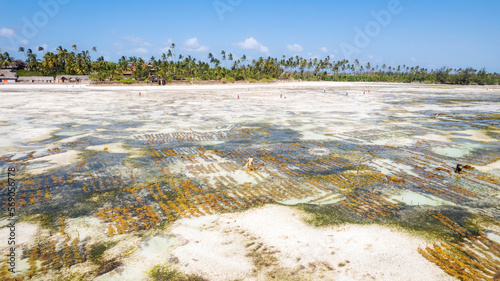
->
left=25, top=49, right=34, bottom=70
left=208, top=52, right=214, bottom=67
left=167, top=49, right=173, bottom=62
left=228, top=53, right=233, bottom=69
left=170, top=43, right=176, bottom=62
left=221, top=50, right=226, bottom=70
left=11, top=44, right=497, bottom=84
left=1, top=51, right=13, bottom=68
left=18, top=47, right=26, bottom=62
left=41, top=52, right=58, bottom=74
left=72, top=44, right=78, bottom=52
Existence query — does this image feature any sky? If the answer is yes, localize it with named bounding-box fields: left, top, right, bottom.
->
left=1, top=0, right=499, bottom=72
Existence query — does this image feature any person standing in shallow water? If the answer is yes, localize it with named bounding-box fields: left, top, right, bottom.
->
left=244, top=155, right=255, bottom=171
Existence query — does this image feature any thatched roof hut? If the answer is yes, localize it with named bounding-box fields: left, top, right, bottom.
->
left=17, top=76, right=54, bottom=83
left=55, top=75, right=90, bottom=83
left=0, top=70, right=17, bottom=83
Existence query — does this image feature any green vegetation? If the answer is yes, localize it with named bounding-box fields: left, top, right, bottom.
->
left=89, top=241, right=118, bottom=264
left=96, top=258, right=123, bottom=276
left=220, top=77, right=235, bottom=83
left=1, top=45, right=498, bottom=84
left=298, top=203, right=375, bottom=226
left=148, top=265, right=208, bottom=281
left=18, top=213, right=57, bottom=231
left=464, top=213, right=500, bottom=235
left=298, top=203, right=478, bottom=242
left=119, top=78, right=134, bottom=84
left=15, top=69, right=44, bottom=76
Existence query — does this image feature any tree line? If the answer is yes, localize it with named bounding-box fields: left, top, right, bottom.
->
left=0, top=45, right=498, bottom=85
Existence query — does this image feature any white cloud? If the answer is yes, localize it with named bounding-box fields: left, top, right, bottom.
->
left=234, top=37, right=269, bottom=54
left=0, top=27, right=15, bottom=37
left=132, top=47, right=148, bottom=54
left=123, top=36, right=151, bottom=47
left=113, top=42, right=124, bottom=50
left=183, top=37, right=209, bottom=52
left=115, top=38, right=150, bottom=56
left=410, top=57, right=417, bottom=62
left=368, top=55, right=374, bottom=59
left=19, top=39, right=28, bottom=45
left=287, top=44, right=303, bottom=52
left=320, top=47, right=328, bottom=53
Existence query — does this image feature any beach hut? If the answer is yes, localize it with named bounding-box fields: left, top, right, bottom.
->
left=148, top=75, right=166, bottom=85
left=55, top=75, right=90, bottom=83
left=0, top=70, right=18, bottom=83
left=17, top=76, right=55, bottom=83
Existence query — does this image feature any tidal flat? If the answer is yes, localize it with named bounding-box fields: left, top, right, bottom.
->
left=1, top=82, right=499, bottom=280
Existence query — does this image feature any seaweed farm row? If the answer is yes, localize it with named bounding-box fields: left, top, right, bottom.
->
left=418, top=234, right=500, bottom=280
left=135, top=128, right=255, bottom=144
left=1, top=134, right=499, bottom=223
left=2, top=218, right=86, bottom=280
left=1, top=120, right=500, bottom=280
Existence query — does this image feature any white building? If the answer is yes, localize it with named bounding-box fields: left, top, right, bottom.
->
left=17, top=76, right=55, bottom=83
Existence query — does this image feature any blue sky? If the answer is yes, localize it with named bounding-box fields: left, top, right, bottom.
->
left=1, top=0, right=499, bottom=72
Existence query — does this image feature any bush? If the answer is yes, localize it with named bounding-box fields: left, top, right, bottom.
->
left=259, top=78, right=277, bottom=82
left=16, top=69, right=46, bottom=76
left=119, top=78, right=134, bottom=84
left=221, top=77, right=235, bottom=83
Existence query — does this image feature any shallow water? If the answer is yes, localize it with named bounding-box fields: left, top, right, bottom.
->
left=390, top=190, right=454, bottom=207
left=140, top=236, right=176, bottom=257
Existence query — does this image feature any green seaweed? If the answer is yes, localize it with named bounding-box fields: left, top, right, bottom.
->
left=17, top=213, right=58, bottom=231
left=89, top=241, right=118, bottom=264
left=297, top=203, right=477, bottom=242
left=148, top=264, right=208, bottom=281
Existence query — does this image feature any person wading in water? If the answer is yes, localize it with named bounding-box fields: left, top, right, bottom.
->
left=244, top=155, right=255, bottom=171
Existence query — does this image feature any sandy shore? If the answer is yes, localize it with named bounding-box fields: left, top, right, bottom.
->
left=95, top=204, right=452, bottom=281
left=2, top=81, right=500, bottom=91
